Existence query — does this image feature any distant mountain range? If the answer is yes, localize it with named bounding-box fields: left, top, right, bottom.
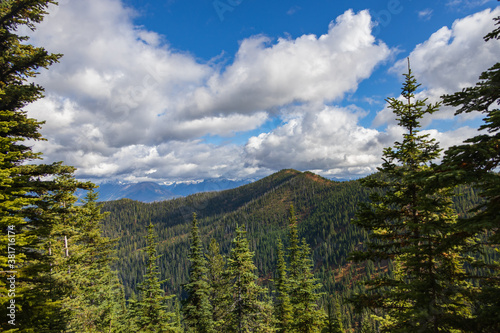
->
left=82, top=178, right=255, bottom=202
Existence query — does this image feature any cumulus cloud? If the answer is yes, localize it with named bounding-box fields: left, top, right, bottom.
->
left=179, top=9, right=391, bottom=117
left=25, top=0, right=392, bottom=182
left=243, top=104, right=478, bottom=179
left=374, top=7, right=500, bottom=128
left=25, top=0, right=490, bottom=183
left=244, top=105, right=388, bottom=178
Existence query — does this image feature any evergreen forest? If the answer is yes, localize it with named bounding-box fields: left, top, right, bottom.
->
left=0, top=1, right=499, bottom=332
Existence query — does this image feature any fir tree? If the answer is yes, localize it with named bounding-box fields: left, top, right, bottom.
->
left=129, top=222, right=178, bottom=332
left=206, top=238, right=229, bottom=329
left=440, top=7, right=500, bottom=331
left=183, top=213, right=214, bottom=333
left=322, top=296, right=344, bottom=333
left=287, top=206, right=325, bottom=333
left=226, top=225, right=274, bottom=332
left=350, top=60, right=473, bottom=332
left=0, top=1, right=99, bottom=331
left=63, top=189, right=127, bottom=333
left=274, top=238, right=293, bottom=333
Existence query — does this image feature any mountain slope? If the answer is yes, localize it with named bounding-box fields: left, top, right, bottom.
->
left=100, top=169, right=373, bottom=297
left=99, top=169, right=483, bottom=306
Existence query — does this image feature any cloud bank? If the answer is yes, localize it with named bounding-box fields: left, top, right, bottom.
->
left=24, top=0, right=499, bottom=182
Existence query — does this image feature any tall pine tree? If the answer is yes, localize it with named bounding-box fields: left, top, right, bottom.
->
left=350, top=61, right=473, bottom=332
left=63, top=189, right=128, bottom=333
left=440, top=7, right=500, bottom=331
left=183, top=213, right=214, bottom=333
left=226, top=225, right=274, bottom=332
left=273, top=238, right=293, bottom=333
left=206, top=238, right=229, bottom=330
left=129, top=222, right=178, bottom=332
left=322, top=296, right=344, bottom=333
left=287, top=205, right=325, bottom=333
left=0, top=1, right=98, bottom=331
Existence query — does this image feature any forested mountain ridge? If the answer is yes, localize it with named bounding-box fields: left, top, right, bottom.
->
left=100, top=168, right=482, bottom=310
left=101, top=169, right=365, bottom=296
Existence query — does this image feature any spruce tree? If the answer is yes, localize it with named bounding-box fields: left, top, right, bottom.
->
left=274, top=238, right=293, bottom=333
left=287, top=206, right=325, bottom=333
left=322, top=296, right=344, bottom=333
left=63, top=189, right=127, bottom=333
left=440, top=8, right=500, bottom=331
left=350, top=61, right=473, bottom=332
left=129, top=222, right=178, bottom=332
left=183, top=213, right=214, bottom=333
left=0, top=1, right=97, bottom=331
left=206, top=238, right=229, bottom=329
left=226, top=225, right=274, bottom=332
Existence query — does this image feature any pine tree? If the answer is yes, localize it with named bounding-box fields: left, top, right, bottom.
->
left=322, top=296, right=344, bottom=333
left=129, top=222, right=178, bottom=332
left=62, top=189, right=127, bottom=333
left=287, top=206, right=325, bottom=333
left=274, top=238, right=293, bottom=333
left=183, top=213, right=214, bottom=333
left=440, top=8, right=500, bottom=331
left=226, top=225, right=274, bottom=332
left=0, top=1, right=98, bottom=331
left=350, top=61, right=473, bottom=332
left=206, top=238, right=229, bottom=329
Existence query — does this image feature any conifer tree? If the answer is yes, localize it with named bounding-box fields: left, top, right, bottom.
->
left=206, top=238, right=229, bottom=329
left=287, top=206, right=325, bottom=333
left=0, top=1, right=99, bottom=331
left=274, top=238, right=293, bottom=333
left=63, top=189, right=127, bottom=333
left=226, top=225, right=274, bottom=332
left=129, top=222, right=178, bottom=332
left=440, top=8, right=500, bottom=331
left=183, top=213, right=214, bottom=333
left=350, top=61, right=473, bottom=332
left=322, top=296, right=344, bottom=333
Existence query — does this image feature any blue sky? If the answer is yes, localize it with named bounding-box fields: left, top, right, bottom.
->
left=25, top=0, right=500, bottom=183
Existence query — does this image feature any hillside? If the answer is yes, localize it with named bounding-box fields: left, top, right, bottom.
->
left=100, top=168, right=484, bottom=324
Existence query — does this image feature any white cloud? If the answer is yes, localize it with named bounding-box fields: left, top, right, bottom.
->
left=418, top=9, right=433, bottom=21
left=393, top=7, right=500, bottom=92
left=375, top=7, right=500, bottom=128
left=24, top=1, right=392, bottom=182
left=24, top=1, right=488, bottom=183
left=180, top=9, right=391, bottom=117
left=243, top=104, right=480, bottom=179
left=244, top=105, right=388, bottom=178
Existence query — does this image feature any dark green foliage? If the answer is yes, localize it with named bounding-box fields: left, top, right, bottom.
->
left=440, top=8, right=500, bottom=331
left=350, top=62, right=473, bottom=332
left=206, top=238, right=230, bottom=329
left=0, top=2, right=100, bottom=331
left=322, top=296, right=344, bottom=333
left=225, top=225, right=274, bottom=332
left=274, top=238, right=293, bottom=333
left=100, top=169, right=485, bottom=331
left=183, top=213, right=214, bottom=333
left=62, top=189, right=128, bottom=333
left=129, top=222, right=178, bottom=332
left=287, top=206, right=325, bottom=332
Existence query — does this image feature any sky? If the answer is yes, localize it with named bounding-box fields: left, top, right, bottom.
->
left=23, top=0, right=500, bottom=184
